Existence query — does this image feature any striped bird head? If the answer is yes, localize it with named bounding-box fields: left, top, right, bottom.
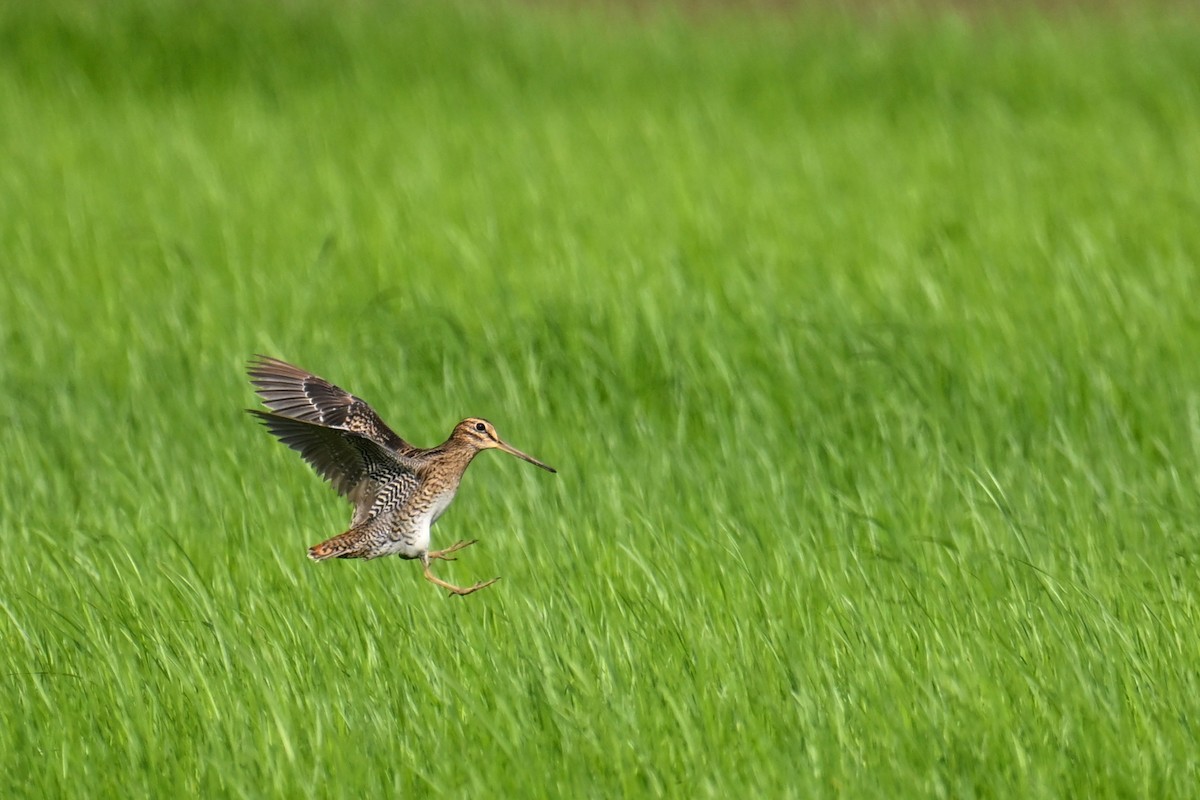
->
left=453, top=418, right=556, bottom=473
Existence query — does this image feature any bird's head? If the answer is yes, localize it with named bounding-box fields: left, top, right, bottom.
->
left=453, top=418, right=556, bottom=473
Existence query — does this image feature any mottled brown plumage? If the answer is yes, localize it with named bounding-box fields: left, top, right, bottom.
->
left=247, top=355, right=555, bottom=596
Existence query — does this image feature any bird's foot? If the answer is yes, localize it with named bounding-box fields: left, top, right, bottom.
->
left=422, top=563, right=499, bottom=597
left=428, top=539, right=477, bottom=562
left=445, top=577, right=501, bottom=597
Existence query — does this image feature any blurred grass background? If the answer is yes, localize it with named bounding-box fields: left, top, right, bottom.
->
left=2, top=0, right=1200, bottom=796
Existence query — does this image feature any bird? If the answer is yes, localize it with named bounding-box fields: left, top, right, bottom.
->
left=245, top=355, right=556, bottom=596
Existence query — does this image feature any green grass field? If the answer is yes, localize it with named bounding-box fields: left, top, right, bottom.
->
left=3, top=0, right=1200, bottom=795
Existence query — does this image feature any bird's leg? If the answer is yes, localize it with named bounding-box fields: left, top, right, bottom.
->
left=428, top=539, right=477, bottom=562
left=421, top=559, right=500, bottom=597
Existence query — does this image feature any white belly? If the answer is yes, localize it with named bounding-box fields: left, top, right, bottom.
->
left=430, top=488, right=457, bottom=526
left=392, top=489, right=456, bottom=560
left=407, top=514, right=432, bottom=557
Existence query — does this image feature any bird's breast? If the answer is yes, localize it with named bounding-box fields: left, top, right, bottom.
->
left=429, top=487, right=458, bottom=526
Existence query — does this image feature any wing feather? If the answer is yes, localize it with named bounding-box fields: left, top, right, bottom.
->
left=246, top=355, right=415, bottom=455
left=247, top=410, right=416, bottom=502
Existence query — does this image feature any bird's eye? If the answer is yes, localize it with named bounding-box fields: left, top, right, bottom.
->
left=475, top=422, right=487, bottom=433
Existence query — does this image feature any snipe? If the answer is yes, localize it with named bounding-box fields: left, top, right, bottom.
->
left=246, top=356, right=556, bottom=596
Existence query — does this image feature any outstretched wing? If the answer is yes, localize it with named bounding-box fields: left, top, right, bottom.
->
left=248, top=410, right=419, bottom=520
left=246, top=355, right=415, bottom=455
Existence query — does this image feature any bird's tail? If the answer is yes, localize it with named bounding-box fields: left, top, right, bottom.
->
left=308, top=527, right=368, bottom=560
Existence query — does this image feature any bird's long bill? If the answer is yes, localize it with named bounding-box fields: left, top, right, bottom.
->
left=496, top=439, right=557, bottom=473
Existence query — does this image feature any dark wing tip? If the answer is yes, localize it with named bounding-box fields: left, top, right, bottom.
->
left=247, top=354, right=309, bottom=380
left=247, top=353, right=277, bottom=371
